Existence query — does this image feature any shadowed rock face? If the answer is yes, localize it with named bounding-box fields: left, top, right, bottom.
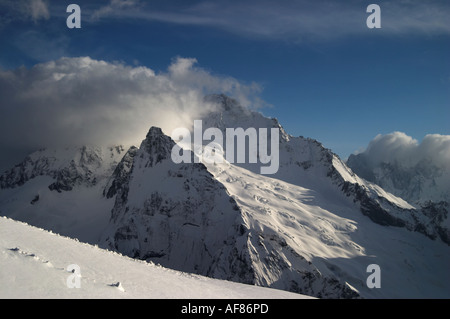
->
left=104, top=146, right=138, bottom=200
left=332, top=159, right=448, bottom=245
left=101, top=126, right=256, bottom=285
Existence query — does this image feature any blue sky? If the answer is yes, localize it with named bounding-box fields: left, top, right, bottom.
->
left=0, top=0, right=449, bottom=168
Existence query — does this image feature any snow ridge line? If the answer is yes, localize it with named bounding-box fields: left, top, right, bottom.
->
left=1, top=215, right=227, bottom=286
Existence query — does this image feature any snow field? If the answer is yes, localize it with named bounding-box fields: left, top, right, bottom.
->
left=0, top=216, right=311, bottom=299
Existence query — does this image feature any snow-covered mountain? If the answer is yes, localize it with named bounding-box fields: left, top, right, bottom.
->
left=100, top=127, right=254, bottom=284
left=347, top=152, right=450, bottom=207
left=0, top=94, right=449, bottom=299
left=0, top=145, right=126, bottom=191
left=201, top=95, right=449, bottom=244
left=0, top=145, right=126, bottom=243
left=100, top=126, right=359, bottom=298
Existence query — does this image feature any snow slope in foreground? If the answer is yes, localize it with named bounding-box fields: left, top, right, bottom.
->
left=0, top=216, right=310, bottom=299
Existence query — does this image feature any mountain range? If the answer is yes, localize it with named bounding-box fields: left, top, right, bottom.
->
left=0, top=94, right=448, bottom=298
left=347, top=151, right=450, bottom=207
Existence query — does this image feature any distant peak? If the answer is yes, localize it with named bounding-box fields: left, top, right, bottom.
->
left=203, top=94, right=249, bottom=115
left=204, top=94, right=239, bottom=110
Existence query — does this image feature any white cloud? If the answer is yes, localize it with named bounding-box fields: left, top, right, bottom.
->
left=356, top=131, right=450, bottom=171
left=0, top=0, right=50, bottom=25
left=91, top=0, right=143, bottom=21
left=89, top=0, right=450, bottom=41
left=28, top=0, right=50, bottom=22
left=0, top=56, right=263, bottom=156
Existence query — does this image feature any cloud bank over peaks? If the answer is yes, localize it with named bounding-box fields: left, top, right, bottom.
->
left=0, top=56, right=263, bottom=157
left=352, top=131, right=450, bottom=172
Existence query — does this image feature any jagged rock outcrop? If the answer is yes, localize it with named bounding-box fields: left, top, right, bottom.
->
left=101, top=127, right=254, bottom=283
left=0, top=146, right=126, bottom=192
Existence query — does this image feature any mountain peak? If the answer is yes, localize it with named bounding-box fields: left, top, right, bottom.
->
left=203, top=94, right=253, bottom=121
left=146, top=126, right=165, bottom=138
left=204, top=94, right=240, bottom=111
left=139, top=126, right=175, bottom=167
